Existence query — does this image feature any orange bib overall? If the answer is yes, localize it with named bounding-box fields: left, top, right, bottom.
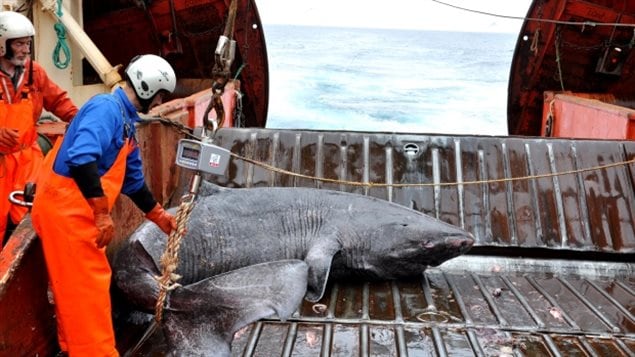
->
left=31, top=136, right=134, bottom=356
left=0, top=83, right=39, bottom=239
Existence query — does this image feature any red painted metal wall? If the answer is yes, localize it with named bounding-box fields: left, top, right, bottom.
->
left=541, top=91, right=635, bottom=139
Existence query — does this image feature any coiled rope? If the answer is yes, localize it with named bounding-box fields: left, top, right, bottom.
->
left=52, top=0, right=70, bottom=69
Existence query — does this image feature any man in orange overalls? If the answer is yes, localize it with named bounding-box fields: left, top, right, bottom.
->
left=0, top=11, right=77, bottom=246
left=31, top=54, right=178, bottom=356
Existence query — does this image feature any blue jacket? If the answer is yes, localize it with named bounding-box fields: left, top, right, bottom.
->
left=53, top=87, right=146, bottom=195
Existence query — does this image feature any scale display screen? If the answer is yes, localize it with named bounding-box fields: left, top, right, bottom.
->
left=181, top=146, right=200, bottom=161
left=175, top=139, right=230, bottom=176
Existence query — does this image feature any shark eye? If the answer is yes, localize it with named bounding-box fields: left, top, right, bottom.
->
left=423, top=241, right=435, bottom=249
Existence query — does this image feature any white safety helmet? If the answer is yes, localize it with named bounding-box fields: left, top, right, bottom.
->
left=125, top=54, right=177, bottom=100
left=0, top=11, right=35, bottom=57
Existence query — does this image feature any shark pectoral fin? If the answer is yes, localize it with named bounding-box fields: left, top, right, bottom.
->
left=304, top=238, right=341, bottom=302
left=163, top=260, right=308, bottom=356
left=112, top=239, right=163, bottom=312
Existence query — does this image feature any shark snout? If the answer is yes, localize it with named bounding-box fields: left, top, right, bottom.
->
left=448, top=233, right=474, bottom=252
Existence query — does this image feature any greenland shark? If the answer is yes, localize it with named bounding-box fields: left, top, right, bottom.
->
left=112, top=182, right=474, bottom=355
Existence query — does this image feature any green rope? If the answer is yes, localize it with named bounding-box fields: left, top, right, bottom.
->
left=233, top=63, right=246, bottom=80
left=52, top=0, right=70, bottom=69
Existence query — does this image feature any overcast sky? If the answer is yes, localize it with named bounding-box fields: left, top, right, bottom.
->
left=258, top=0, right=533, bottom=33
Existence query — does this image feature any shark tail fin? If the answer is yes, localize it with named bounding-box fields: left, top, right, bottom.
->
left=163, top=259, right=308, bottom=356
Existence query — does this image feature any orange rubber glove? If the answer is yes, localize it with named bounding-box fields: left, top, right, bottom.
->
left=86, top=196, right=114, bottom=248
left=0, top=128, right=19, bottom=149
left=146, top=203, right=177, bottom=235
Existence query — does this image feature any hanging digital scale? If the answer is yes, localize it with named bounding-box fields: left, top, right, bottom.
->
left=175, top=138, right=230, bottom=176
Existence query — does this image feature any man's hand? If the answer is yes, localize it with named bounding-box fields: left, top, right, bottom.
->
left=0, top=128, right=19, bottom=148
left=146, top=203, right=177, bottom=235
left=87, top=196, right=114, bottom=248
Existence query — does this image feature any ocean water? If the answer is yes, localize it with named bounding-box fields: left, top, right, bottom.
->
left=262, top=25, right=518, bottom=136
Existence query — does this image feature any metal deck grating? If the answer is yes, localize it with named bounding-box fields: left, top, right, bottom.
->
left=126, top=256, right=634, bottom=356
left=226, top=257, right=635, bottom=356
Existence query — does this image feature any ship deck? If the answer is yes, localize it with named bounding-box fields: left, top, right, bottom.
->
left=3, top=127, right=634, bottom=356
left=116, top=127, right=634, bottom=356
left=123, top=255, right=634, bottom=356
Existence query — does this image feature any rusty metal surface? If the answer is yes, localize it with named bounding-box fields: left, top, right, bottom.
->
left=209, top=128, right=635, bottom=254
left=117, top=128, right=635, bottom=356
left=238, top=257, right=635, bottom=357
left=0, top=217, right=57, bottom=356
left=507, top=0, right=635, bottom=136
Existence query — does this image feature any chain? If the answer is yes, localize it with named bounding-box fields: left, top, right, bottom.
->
left=138, top=116, right=196, bottom=139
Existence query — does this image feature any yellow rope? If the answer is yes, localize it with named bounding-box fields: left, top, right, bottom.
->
left=154, top=194, right=196, bottom=323
left=152, top=111, right=635, bottom=189
left=231, top=152, right=635, bottom=188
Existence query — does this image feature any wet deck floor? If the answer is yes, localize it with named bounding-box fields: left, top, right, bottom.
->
left=119, top=255, right=634, bottom=356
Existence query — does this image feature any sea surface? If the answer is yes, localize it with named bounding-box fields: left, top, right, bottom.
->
left=262, top=25, right=518, bottom=136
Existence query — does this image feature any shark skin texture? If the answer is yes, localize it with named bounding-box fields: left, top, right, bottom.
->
left=112, top=182, right=474, bottom=356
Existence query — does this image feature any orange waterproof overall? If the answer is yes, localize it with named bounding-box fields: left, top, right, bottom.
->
left=0, top=82, right=40, bottom=238
left=31, top=136, right=134, bottom=356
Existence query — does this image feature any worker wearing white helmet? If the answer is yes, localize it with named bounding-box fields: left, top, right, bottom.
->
left=126, top=53, right=177, bottom=112
left=0, top=11, right=77, bottom=246
left=0, top=10, right=35, bottom=59
left=31, top=54, right=178, bottom=356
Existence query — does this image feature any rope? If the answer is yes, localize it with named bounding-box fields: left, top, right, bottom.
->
left=233, top=62, right=246, bottom=80
left=529, top=28, right=540, bottom=55
left=224, top=0, right=237, bottom=39
left=430, top=0, right=635, bottom=28
left=52, top=0, right=70, bottom=69
left=230, top=152, right=635, bottom=188
left=149, top=112, right=635, bottom=189
left=554, top=27, right=565, bottom=91
left=154, top=194, right=196, bottom=323
left=147, top=120, right=635, bottom=326
left=39, top=0, right=56, bottom=13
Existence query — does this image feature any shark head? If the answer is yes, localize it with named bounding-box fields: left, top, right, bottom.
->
left=335, top=209, right=474, bottom=280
